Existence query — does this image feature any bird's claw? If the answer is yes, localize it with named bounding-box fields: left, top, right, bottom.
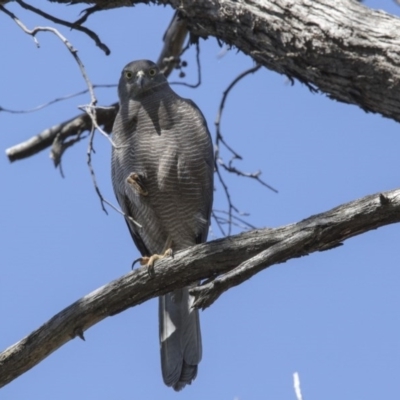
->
left=131, top=257, right=142, bottom=270
left=133, top=248, right=173, bottom=278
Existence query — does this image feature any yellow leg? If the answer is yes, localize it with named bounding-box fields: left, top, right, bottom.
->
left=140, top=248, right=173, bottom=267
left=131, top=238, right=173, bottom=276
left=133, top=246, right=173, bottom=277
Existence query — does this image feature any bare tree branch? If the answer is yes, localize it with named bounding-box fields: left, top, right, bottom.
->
left=1, top=188, right=400, bottom=388
left=1, top=2, right=103, bottom=163
left=213, top=64, right=278, bottom=233
left=169, top=41, right=202, bottom=88
left=0, top=84, right=116, bottom=114
left=163, top=0, right=400, bottom=123
left=157, top=11, right=189, bottom=76
left=15, top=0, right=110, bottom=55
left=41, top=0, right=400, bottom=123
left=5, top=106, right=118, bottom=162
left=73, top=5, right=101, bottom=26
left=212, top=209, right=256, bottom=231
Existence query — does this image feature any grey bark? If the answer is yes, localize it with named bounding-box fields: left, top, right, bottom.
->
left=1, top=188, right=400, bottom=388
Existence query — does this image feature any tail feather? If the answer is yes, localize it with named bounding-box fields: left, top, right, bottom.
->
left=172, top=362, right=197, bottom=391
left=159, top=288, right=202, bottom=391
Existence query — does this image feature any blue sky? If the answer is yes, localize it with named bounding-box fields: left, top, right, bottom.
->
left=1, top=1, right=400, bottom=399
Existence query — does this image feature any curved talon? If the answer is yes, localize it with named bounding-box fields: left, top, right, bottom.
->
left=131, top=257, right=143, bottom=270
left=133, top=248, right=174, bottom=277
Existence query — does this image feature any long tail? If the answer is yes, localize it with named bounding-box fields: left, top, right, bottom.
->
left=159, top=287, right=202, bottom=391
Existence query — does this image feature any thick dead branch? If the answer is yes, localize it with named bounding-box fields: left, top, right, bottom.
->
left=157, top=11, right=189, bottom=76
left=170, top=0, right=400, bottom=122
left=5, top=105, right=118, bottom=162
left=1, top=188, right=400, bottom=388
left=190, top=190, right=400, bottom=309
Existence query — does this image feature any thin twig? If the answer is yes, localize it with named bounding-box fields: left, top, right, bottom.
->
left=50, top=131, right=88, bottom=174
left=215, top=64, right=262, bottom=157
left=213, top=209, right=256, bottom=230
left=81, top=104, right=122, bottom=219
left=218, top=160, right=278, bottom=193
left=213, top=63, right=278, bottom=234
left=214, top=162, right=240, bottom=236
left=211, top=210, right=227, bottom=236
left=0, top=84, right=116, bottom=114
left=0, top=4, right=96, bottom=105
left=15, top=0, right=110, bottom=55
left=169, top=41, right=202, bottom=88
left=86, top=125, right=108, bottom=214
left=78, top=105, right=117, bottom=147
left=73, top=5, right=101, bottom=26
left=85, top=113, right=141, bottom=228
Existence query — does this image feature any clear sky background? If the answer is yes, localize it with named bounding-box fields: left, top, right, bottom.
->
left=1, top=1, right=400, bottom=399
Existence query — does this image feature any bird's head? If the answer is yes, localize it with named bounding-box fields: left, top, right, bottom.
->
left=118, top=60, right=167, bottom=99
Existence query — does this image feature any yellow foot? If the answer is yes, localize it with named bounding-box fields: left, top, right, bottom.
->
left=141, top=248, right=173, bottom=277
left=134, top=248, right=173, bottom=277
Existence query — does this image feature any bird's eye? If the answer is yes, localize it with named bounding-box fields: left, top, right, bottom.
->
left=148, top=68, right=157, bottom=76
left=125, top=71, right=133, bottom=79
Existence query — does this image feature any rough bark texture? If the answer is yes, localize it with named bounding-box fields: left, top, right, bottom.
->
left=171, top=0, right=400, bottom=121
left=1, top=188, right=400, bottom=388
left=56, top=0, right=400, bottom=120
left=6, top=106, right=118, bottom=162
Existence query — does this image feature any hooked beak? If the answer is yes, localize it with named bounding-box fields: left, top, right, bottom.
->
left=136, top=70, right=145, bottom=88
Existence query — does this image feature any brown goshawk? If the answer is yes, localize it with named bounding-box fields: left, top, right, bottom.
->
left=111, top=60, right=214, bottom=391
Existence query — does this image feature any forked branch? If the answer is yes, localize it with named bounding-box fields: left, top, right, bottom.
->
left=1, top=188, right=400, bottom=388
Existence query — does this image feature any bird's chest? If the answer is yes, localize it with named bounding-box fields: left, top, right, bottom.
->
left=132, top=125, right=191, bottom=191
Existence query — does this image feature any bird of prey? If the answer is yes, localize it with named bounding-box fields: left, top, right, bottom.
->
left=111, top=60, right=214, bottom=391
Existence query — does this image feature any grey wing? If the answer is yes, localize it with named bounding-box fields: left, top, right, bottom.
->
left=111, top=114, right=151, bottom=258
left=120, top=193, right=151, bottom=257
left=181, top=97, right=214, bottom=242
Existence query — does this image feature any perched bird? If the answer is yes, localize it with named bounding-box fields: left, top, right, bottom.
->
left=111, top=60, right=214, bottom=390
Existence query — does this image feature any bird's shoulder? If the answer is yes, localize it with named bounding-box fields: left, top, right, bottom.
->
left=168, top=94, right=208, bottom=129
